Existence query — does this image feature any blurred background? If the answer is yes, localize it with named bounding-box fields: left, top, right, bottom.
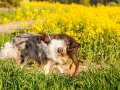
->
left=0, top=0, right=120, bottom=8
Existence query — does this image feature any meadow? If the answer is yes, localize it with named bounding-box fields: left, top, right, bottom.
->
left=0, top=1, right=120, bottom=90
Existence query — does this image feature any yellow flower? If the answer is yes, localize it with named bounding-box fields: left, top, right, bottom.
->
left=3, top=18, right=9, bottom=24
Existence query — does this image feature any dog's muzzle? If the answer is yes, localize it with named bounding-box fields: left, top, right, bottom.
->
left=57, top=47, right=66, bottom=56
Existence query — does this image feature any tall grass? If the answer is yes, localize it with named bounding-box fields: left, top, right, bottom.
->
left=0, top=32, right=21, bottom=47
left=0, top=60, right=120, bottom=90
left=75, top=64, right=120, bottom=90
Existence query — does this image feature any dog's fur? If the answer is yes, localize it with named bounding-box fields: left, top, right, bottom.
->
left=44, top=39, right=67, bottom=74
left=35, top=33, right=80, bottom=75
left=0, top=33, right=67, bottom=75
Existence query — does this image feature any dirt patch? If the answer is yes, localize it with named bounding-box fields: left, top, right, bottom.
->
left=0, top=8, right=16, bottom=11
left=0, top=20, right=35, bottom=33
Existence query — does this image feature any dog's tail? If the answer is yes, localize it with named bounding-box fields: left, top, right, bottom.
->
left=0, top=42, right=20, bottom=60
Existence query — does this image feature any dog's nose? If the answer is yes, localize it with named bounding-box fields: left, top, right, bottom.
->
left=62, top=53, right=66, bottom=56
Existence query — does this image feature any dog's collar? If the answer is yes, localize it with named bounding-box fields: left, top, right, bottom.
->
left=47, top=34, right=51, bottom=41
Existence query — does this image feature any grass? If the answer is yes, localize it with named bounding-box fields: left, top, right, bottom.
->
left=0, top=32, right=21, bottom=47
left=0, top=11, right=16, bottom=24
left=0, top=60, right=120, bottom=90
left=78, top=64, right=120, bottom=90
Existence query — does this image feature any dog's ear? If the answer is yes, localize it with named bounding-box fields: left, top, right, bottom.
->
left=35, top=32, right=47, bottom=42
left=53, top=35, right=56, bottom=38
left=38, top=32, right=46, bottom=36
left=35, top=34, right=44, bottom=42
left=38, top=32, right=48, bottom=38
left=35, top=36, right=41, bottom=42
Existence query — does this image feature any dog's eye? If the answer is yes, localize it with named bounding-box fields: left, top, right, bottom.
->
left=61, top=49, right=63, bottom=52
left=58, top=47, right=63, bottom=53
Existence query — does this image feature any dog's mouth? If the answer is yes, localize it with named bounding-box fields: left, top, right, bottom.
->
left=58, top=52, right=66, bottom=57
left=61, top=53, right=66, bottom=56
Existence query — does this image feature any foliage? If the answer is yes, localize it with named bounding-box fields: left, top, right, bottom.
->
left=93, top=0, right=118, bottom=5
left=0, top=0, right=118, bottom=7
left=80, top=0, right=90, bottom=6
left=107, top=1, right=118, bottom=6
left=0, top=11, right=16, bottom=24
left=0, top=0, right=21, bottom=8
left=28, top=0, right=119, bottom=5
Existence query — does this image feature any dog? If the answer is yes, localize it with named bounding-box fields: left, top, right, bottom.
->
left=43, top=39, right=67, bottom=74
left=35, top=33, right=80, bottom=75
left=0, top=33, right=68, bottom=75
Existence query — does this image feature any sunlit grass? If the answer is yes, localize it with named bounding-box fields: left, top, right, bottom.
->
left=0, top=59, right=120, bottom=90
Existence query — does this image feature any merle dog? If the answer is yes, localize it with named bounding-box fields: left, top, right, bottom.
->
left=35, top=33, right=80, bottom=75
left=0, top=33, right=68, bottom=75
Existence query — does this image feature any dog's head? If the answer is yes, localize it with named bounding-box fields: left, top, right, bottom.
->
left=57, top=47, right=67, bottom=56
left=56, top=39, right=67, bottom=57
left=56, top=45, right=68, bottom=64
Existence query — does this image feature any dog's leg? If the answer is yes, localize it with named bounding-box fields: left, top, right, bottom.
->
left=57, top=65, right=64, bottom=74
left=44, top=60, right=53, bottom=75
left=20, top=55, right=28, bottom=69
left=68, top=51, right=79, bottom=76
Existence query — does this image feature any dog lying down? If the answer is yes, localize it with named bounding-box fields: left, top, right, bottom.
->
left=0, top=33, right=68, bottom=75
